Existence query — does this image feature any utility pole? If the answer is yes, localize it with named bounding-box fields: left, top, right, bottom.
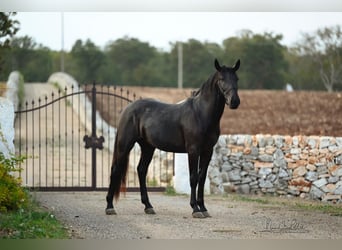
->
left=60, top=12, right=65, bottom=72
left=177, top=41, right=183, bottom=89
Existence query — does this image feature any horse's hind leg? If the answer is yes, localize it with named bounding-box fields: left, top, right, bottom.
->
left=106, top=153, right=129, bottom=215
left=106, top=157, right=128, bottom=215
left=106, top=137, right=135, bottom=215
left=137, top=142, right=155, bottom=214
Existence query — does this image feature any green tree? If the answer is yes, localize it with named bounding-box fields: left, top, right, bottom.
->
left=169, top=39, right=219, bottom=88
left=223, top=30, right=288, bottom=89
left=294, top=25, right=342, bottom=92
left=70, top=39, right=105, bottom=84
left=283, top=48, right=322, bottom=90
left=105, top=37, right=160, bottom=85
left=0, top=12, right=19, bottom=75
left=6, top=36, right=53, bottom=82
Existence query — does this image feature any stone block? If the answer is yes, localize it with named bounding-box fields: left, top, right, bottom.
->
left=278, top=168, right=289, bottom=178
left=289, top=177, right=311, bottom=187
left=221, top=162, right=233, bottom=172
left=222, top=182, right=235, bottom=193
left=309, top=186, right=325, bottom=200
left=308, top=137, right=318, bottom=149
left=228, top=169, right=241, bottom=181
left=258, top=167, right=272, bottom=177
left=334, top=185, right=342, bottom=195
left=258, top=154, right=274, bottom=162
left=320, top=137, right=331, bottom=149
left=313, top=178, right=328, bottom=188
left=259, top=179, right=273, bottom=188
left=293, top=166, right=307, bottom=177
left=322, top=194, right=342, bottom=202
left=236, top=184, right=250, bottom=194
left=254, top=161, right=273, bottom=169
left=305, top=171, right=318, bottom=182
left=274, top=135, right=284, bottom=148
left=328, top=176, right=339, bottom=183
left=256, top=134, right=266, bottom=147
left=290, top=148, right=301, bottom=155
left=306, top=164, right=317, bottom=171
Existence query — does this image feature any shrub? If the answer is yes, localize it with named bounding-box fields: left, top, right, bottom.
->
left=0, top=153, right=28, bottom=212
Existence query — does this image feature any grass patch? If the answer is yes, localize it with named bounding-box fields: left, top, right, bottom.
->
left=0, top=199, right=69, bottom=239
left=164, top=185, right=177, bottom=196
left=291, top=202, right=342, bottom=216
left=231, top=194, right=271, bottom=205
left=147, top=177, right=158, bottom=187
left=230, top=194, right=342, bottom=216
left=0, top=153, right=69, bottom=238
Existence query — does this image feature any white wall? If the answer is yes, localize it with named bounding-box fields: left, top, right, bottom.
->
left=174, top=153, right=210, bottom=195
left=0, top=71, right=20, bottom=158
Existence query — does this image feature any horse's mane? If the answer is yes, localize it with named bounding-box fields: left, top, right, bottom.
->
left=191, top=71, right=218, bottom=98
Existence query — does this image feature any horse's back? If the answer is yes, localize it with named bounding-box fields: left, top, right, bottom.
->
left=118, top=98, right=191, bottom=152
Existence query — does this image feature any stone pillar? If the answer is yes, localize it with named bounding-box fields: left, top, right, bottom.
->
left=0, top=97, right=15, bottom=158
left=173, top=153, right=210, bottom=195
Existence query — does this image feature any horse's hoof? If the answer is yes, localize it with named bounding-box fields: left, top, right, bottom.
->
left=202, top=211, right=211, bottom=218
left=144, top=207, right=156, bottom=215
left=192, top=212, right=205, bottom=218
left=105, top=208, right=117, bottom=215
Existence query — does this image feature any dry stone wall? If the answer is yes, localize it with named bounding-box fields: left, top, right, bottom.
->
left=208, top=134, right=342, bottom=203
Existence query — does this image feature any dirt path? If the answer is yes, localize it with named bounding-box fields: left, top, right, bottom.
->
left=19, top=84, right=342, bottom=239
left=34, top=192, right=342, bottom=239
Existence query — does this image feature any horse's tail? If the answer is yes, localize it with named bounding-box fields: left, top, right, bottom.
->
left=110, top=134, right=130, bottom=202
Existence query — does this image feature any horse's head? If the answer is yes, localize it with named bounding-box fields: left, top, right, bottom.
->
left=214, top=58, right=240, bottom=109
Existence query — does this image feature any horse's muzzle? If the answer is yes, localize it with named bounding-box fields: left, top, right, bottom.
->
left=227, top=95, right=240, bottom=109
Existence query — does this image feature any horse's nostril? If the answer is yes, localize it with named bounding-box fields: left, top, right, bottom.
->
left=229, top=96, right=240, bottom=109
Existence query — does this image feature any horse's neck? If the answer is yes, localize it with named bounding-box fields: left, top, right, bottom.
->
left=195, top=80, right=225, bottom=128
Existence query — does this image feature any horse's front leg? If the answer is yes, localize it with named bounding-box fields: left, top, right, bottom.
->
left=197, top=148, right=213, bottom=218
left=188, top=152, right=204, bottom=218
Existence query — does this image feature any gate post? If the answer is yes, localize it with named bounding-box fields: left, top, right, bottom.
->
left=83, top=82, right=104, bottom=189
left=91, top=83, right=97, bottom=189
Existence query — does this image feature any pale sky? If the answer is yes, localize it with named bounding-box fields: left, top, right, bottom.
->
left=15, top=12, right=342, bottom=52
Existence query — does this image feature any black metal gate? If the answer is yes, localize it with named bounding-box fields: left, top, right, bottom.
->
left=14, top=82, right=174, bottom=191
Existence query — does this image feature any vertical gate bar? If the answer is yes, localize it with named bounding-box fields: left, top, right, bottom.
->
left=31, top=100, right=35, bottom=187
left=58, top=89, right=61, bottom=187
left=38, top=98, right=41, bottom=186
left=159, top=150, right=162, bottom=187
left=17, top=105, right=22, bottom=179
left=71, top=85, right=74, bottom=187
left=45, top=96, right=48, bottom=187
left=101, top=84, right=104, bottom=187
left=64, top=87, right=68, bottom=186
left=25, top=101, right=28, bottom=185
left=91, top=82, right=97, bottom=189
left=134, top=93, right=137, bottom=186
left=107, top=85, right=111, bottom=184
left=78, top=84, right=81, bottom=186
left=51, top=92, right=55, bottom=187
left=84, top=85, right=87, bottom=186
left=125, top=90, right=130, bottom=186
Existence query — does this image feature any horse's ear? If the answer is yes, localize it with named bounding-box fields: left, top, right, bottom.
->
left=214, top=58, right=222, bottom=72
left=233, top=59, right=240, bottom=71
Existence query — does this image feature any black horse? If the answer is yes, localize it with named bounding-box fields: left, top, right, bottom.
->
left=106, top=58, right=240, bottom=218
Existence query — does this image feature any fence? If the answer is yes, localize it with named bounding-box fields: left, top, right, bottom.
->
left=14, top=77, right=174, bottom=191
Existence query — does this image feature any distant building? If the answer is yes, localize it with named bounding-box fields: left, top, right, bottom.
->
left=285, top=83, right=294, bottom=92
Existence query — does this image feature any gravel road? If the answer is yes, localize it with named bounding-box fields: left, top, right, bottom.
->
left=34, top=192, right=342, bottom=239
